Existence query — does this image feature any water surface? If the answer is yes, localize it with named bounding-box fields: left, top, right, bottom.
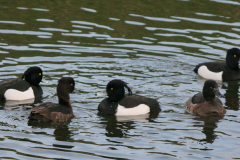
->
left=0, top=0, right=240, bottom=159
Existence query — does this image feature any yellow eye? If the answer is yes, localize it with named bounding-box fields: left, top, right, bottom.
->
left=234, top=55, right=236, bottom=57
left=210, top=87, right=212, bottom=89
left=71, top=83, right=73, bottom=86
left=111, top=88, right=113, bottom=90
left=39, top=73, right=41, bottom=76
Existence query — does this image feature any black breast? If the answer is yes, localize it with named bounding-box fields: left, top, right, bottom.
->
left=98, top=98, right=118, bottom=115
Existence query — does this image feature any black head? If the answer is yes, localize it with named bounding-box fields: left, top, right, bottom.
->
left=57, top=77, right=75, bottom=95
left=226, top=48, right=240, bottom=70
left=202, top=80, right=223, bottom=101
left=106, top=79, right=132, bottom=102
left=21, top=66, right=43, bottom=86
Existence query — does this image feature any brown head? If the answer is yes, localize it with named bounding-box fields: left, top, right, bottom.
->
left=57, top=77, right=78, bottom=107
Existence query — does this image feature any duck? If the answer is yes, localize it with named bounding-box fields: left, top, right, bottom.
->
left=185, top=80, right=226, bottom=116
left=194, top=48, right=240, bottom=81
left=28, top=77, right=78, bottom=122
left=0, top=66, right=47, bottom=101
left=98, top=79, right=161, bottom=115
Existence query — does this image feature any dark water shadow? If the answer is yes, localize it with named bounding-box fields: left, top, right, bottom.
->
left=193, top=115, right=224, bottom=144
left=28, top=120, right=74, bottom=148
left=97, top=112, right=159, bottom=138
left=222, top=81, right=240, bottom=111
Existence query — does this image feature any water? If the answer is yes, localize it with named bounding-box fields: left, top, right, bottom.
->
left=0, top=0, right=240, bottom=159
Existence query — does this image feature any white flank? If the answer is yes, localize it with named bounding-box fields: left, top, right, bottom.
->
left=4, top=87, right=35, bottom=101
left=116, top=104, right=150, bottom=116
left=198, top=66, right=223, bottom=80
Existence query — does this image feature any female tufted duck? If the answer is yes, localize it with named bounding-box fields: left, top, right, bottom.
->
left=185, top=80, right=226, bottom=116
left=28, top=77, right=78, bottom=122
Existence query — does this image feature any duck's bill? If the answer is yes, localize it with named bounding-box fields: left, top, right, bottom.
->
left=214, top=89, right=224, bottom=98
left=96, top=90, right=107, bottom=96
left=73, top=88, right=80, bottom=95
left=41, top=78, right=49, bottom=84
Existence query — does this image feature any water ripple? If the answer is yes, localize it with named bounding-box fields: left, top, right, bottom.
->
left=71, top=21, right=114, bottom=31
left=129, top=14, right=180, bottom=22
left=0, top=29, right=52, bottom=36
left=0, top=21, right=24, bottom=25
left=125, top=21, right=145, bottom=26
left=81, top=7, right=97, bottom=13
left=172, top=16, right=240, bottom=26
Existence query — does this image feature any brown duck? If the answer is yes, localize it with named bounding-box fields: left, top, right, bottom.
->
left=185, top=80, right=226, bottom=116
left=28, top=77, right=78, bottom=122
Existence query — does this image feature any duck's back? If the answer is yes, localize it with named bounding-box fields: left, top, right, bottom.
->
left=29, top=102, right=74, bottom=122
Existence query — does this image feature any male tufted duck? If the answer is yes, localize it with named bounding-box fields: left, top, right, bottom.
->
left=194, top=48, right=240, bottom=81
left=98, top=79, right=161, bottom=115
left=185, top=80, right=226, bottom=116
left=0, top=66, right=47, bottom=101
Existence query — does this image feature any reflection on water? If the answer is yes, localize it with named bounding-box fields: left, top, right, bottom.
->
left=223, top=81, right=240, bottom=110
left=98, top=113, right=159, bottom=138
left=193, top=116, right=224, bottom=144
left=0, top=0, right=240, bottom=159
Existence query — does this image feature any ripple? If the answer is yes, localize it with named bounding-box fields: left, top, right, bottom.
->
left=16, top=7, right=28, bottom=10
left=125, top=20, right=145, bottom=26
left=98, top=37, right=152, bottom=44
left=0, top=29, right=52, bottom=36
left=72, top=25, right=93, bottom=29
left=172, top=16, right=240, bottom=26
left=36, top=19, right=54, bottom=22
left=195, top=12, right=216, bottom=17
left=39, top=28, right=69, bottom=32
left=129, top=14, right=180, bottom=22
left=159, top=41, right=212, bottom=49
left=109, top=18, right=120, bottom=21
left=211, top=0, right=240, bottom=5
left=62, top=32, right=110, bottom=38
left=31, top=8, right=49, bottom=12
left=154, top=33, right=202, bottom=41
left=0, top=21, right=24, bottom=25
left=81, top=7, right=97, bottom=13
left=71, top=21, right=114, bottom=30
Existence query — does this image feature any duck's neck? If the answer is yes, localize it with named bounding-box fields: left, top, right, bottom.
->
left=58, top=93, right=73, bottom=113
left=203, top=95, right=215, bottom=101
left=203, top=89, right=215, bottom=102
left=226, top=61, right=239, bottom=70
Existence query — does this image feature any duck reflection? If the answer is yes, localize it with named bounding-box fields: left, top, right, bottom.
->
left=28, top=120, right=74, bottom=148
left=222, top=81, right=240, bottom=110
left=193, top=116, right=224, bottom=144
left=98, top=112, right=159, bottom=138
left=1, top=96, right=43, bottom=110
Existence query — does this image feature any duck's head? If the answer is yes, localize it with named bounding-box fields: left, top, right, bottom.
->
left=106, top=79, right=132, bottom=102
left=226, top=48, right=240, bottom=70
left=22, top=66, right=44, bottom=86
left=202, top=80, right=224, bottom=101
